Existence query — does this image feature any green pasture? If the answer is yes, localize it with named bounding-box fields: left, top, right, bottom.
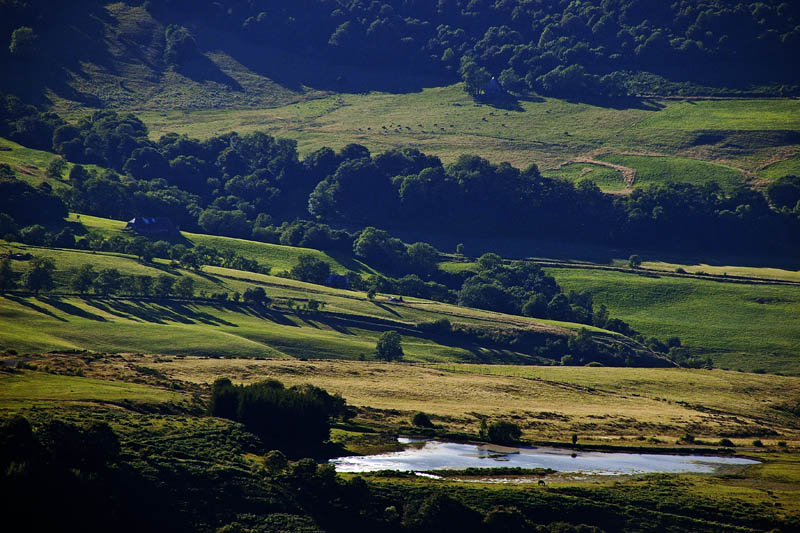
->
left=428, top=364, right=800, bottom=423
left=547, top=267, right=800, bottom=374
left=758, top=154, right=800, bottom=182
left=636, top=99, right=800, bottom=131
left=0, top=370, right=182, bottom=409
left=597, top=153, right=745, bottom=191
left=136, top=85, right=799, bottom=174
left=541, top=163, right=626, bottom=191
left=0, top=241, right=227, bottom=296
left=67, top=213, right=370, bottom=275
left=0, top=138, right=103, bottom=190
left=641, top=261, right=800, bottom=282
left=0, top=293, right=534, bottom=363
left=0, top=241, right=560, bottom=362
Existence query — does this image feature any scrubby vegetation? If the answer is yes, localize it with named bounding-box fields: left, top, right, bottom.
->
left=2, top=0, right=799, bottom=106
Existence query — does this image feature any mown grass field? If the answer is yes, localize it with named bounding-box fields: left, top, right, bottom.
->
left=547, top=267, right=800, bottom=374
left=440, top=260, right=800, bottom=373
left=597, top=153, right=746, bottom=191
left=541, top=162, right=626, bottom=191
left=0, top=291, right=522, bottom=362
left=636, top=99, right=800, bottom=131
left=758, top=154, right=800, bottom=181
left=640, top=261, right=800, bottom=282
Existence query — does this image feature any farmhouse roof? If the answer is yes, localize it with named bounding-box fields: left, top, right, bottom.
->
left=125, top=216, right=176, bottom=234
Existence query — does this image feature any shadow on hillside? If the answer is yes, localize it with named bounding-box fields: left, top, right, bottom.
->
left=0, top=3, right=117, bottom=106
left=370, top=301, right=401, bottom=317
left=474, top=94, right=525, bottom=112
left=80, top=299, right=238, bottom=327
left=5, top=295, right=67, bottom=322
left=205, top=29, right=452, bottom=95
left=177, top=55, right=244, bottom=91
left=562, top=94, right=667, bottom=111
left=235, top=304, right=298, bottom=326
left=40, top=297, right=107, bottom=322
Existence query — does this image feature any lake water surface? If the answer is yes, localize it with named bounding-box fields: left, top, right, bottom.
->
left=331, top=438, right=758, bottom=476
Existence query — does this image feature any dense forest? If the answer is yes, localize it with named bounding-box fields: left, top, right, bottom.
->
left=2, top=99, right=798, bottom=260
left=1, top=0, right=798, bottom=101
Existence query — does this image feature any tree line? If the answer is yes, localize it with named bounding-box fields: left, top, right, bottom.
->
left=5, top=1, right=796, bottom=101
left=208, top=378, right=350, bottom=457
left=1, top=102, right=797, bottom=260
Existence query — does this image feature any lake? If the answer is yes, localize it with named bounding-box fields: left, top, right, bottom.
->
left=330, top=438, right=758, bottom=476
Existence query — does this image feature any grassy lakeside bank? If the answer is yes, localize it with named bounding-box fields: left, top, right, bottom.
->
left=137, top=357, right=800, bottom=445
left=2, top=363, right=798, bottom=531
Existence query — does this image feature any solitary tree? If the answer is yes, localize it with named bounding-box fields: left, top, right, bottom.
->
left=290, top=254, right=331, bottom=285
left=0, top=258, right=17, bottom=293
left=155, top=274, right=175, bottom=298
left=23, top=257, right=55, bottom=295
left=45, top=158, right=67, bottom=180
left=487, top=420, right=522, bottom=445
left=70, top=264, right=96, bottom=294
left=134, top=275, right=153, bottom=297
left=375, top=330, right=403, bottom=361
left=94, top=268, right=122, bottom=296
left=128, top=236, right=154, bottom=263
left=243, top=286, right=269, bottom=305
left=460, top=59, right=491, bottom=97
left=628, top=254, right=642, bottom=268
left=173, top=276, right=195, bottom=298
left=407, top=242, right=440, bottom=276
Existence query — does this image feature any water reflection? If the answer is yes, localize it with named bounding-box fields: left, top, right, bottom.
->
left=331, top=438, right=758, bottom=476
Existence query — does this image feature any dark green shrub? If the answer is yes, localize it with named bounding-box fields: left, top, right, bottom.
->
left=411, top=412, right=434, bottom=428
left=487, top=420, right=522, bottom=445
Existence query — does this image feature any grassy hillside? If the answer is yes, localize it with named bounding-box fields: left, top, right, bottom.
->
left=0, top=370, right=183, bottom=409
left=151, top=358, right=800, bottom=442
left=439, top=260, right=800, bottom=374
left=1, top=238, right=599, bottom=362
left=48, top=3, right=326, bottom=112
left=0, top=138, right=104, bottom=190
left=597, top=153, right=746, bottom=191
left=548, top=267, right=800, bottom=374
left=69, top=213, right=371, bottom=275
left=541, top=163, right=626, bottom=192
left=759, top=154, right=800, bottom=182
left=136, top=85, right=800, bottom=175
left=636, top=100, right=800, bottom=131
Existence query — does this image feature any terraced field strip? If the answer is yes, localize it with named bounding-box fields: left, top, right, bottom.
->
left=558, top=156, right=637, bottom=189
